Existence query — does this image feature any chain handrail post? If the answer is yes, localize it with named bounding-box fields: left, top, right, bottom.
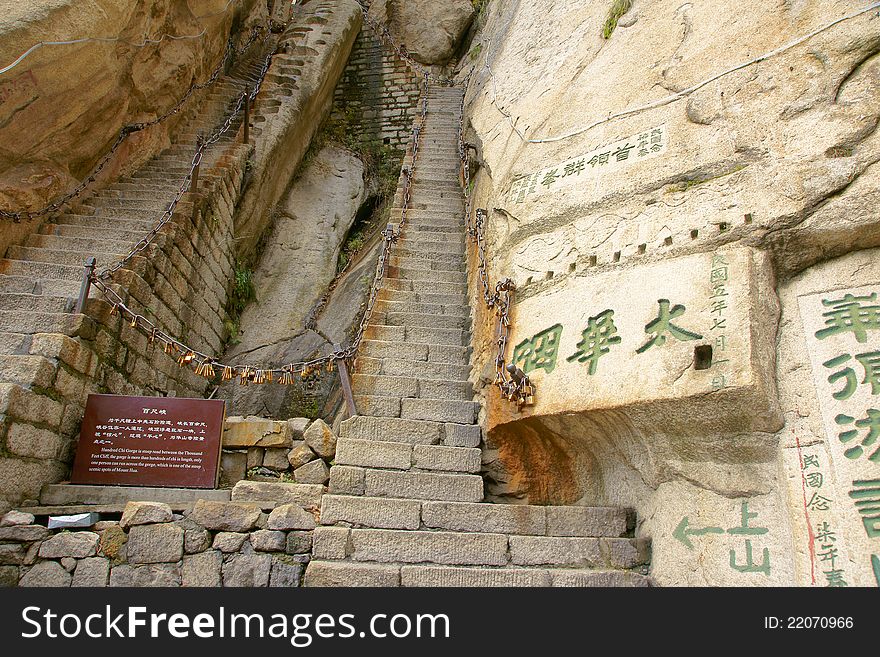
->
left=334, top=345, right=358, bottom=419
left=74, top=257, right=97, bottom=315
left=243, top=89, right=251, bottom=145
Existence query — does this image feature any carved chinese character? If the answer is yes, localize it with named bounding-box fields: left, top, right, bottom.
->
left=636, top=299, right=704, bottom=353
left=566, top=310, right=622, bottom=375
left=815, top=293, right=880, bottom=343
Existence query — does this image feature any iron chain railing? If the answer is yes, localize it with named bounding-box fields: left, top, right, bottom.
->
left=456, top=93, right=533, bottom=408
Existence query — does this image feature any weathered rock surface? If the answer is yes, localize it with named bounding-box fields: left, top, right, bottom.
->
left=224, top=417, right=292, bottom=448
left=374, top=0, right=475, bottom=65
left=295, top=458, right=331, bottom=485
left=20, top=560, right=71, bottom=587
left=119, top=501, right=173, bottom=528
left=189, top=500, right=262, bottom=532
left=268, top=504, right=317, bottom=531
left=126, top=523, right=184, bottom=564
left=222, top=552, right=272, bottom=587
left=304, top=419, right=337, bottom=459
left=38, top=531, right=99, bottom=559
left=0, top=510, right=34, bottom=527
left=109, top=563, right=181, bottom=587
left=221, top=145, right=367, bottom=418
left=0, top=0, right=265, bottom=255
left=72, top=557, right=110, bottom=587
left=182, top=550, right=222, bottom=587
left=462, top=0, right=880, bottom=586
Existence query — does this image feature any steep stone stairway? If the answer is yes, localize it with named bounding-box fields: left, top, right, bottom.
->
left=0, top=48, right=271, bottom=352
left=305, top=86, right=652, bottom=587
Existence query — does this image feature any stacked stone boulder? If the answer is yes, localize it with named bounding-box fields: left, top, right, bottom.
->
left=5, top=487, right=322, bottom=587
left=220, top=416, right=338, bottom=487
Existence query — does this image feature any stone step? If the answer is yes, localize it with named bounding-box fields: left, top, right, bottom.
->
left=339, top=415, right=479, bottom=447
left=316, top=527, right=508, bottom=565
left=0, top=276, right=41, bottom=295
left=364, top=323, right=468, bottom=347
left=50, top=214, right=155, bottom=233
left=5, top=246, right=126, bottom=268
left=39, top=483, right=231, bottom=506
left=0, top=353, right=58, bottom=387
left=383, top=310, right=470, bottom=331
left=400, top=199, right=465, bottom=212
left=377, top=299, right=470, bottom=319
left=0, top=293, right=73, bottom=313
left=392, top=248, right=465, bottom=267
left=302, top=561, right=651, bottom=587
left=318, top=496, right=634, bottom=538
left=355, top=354, right=470, bottom=381
left=382, top=278, right=467, bottom=295
left=95, top=189, right=180, bottom=201
left=400, top=398, right=477, bottom=424
left=0, top=276, right=81, bottom=297
left=0, top=332, right=29, bottom=354
left=339, top=415, right=440, bottom=445
left=0, top=260, right=82, bottom=282
left=403, top=221, right=465, bottom=235
left=0, top=310, right=91, bottom=337
left=506, top=535, right=650, bottom=568
left=27, top=233, right=136, bottom=255
left=41, top=223, right=146, bottom=243
left=396, top=229, right=465, bottom=246
left=352, top=373, right=472, bottom=402
left=396, top=566, right=653, bottom=587
left=359, top=468, right=483, bottom=502
left=385, top=266, right=467, bottom=285
left=419, top=501, right=632, bottom=537
left=360, top=339, right=469, bottom=365
left=399, top=213, right=466, bottom=226
left=395, top=237, right=465, bottom=255
left=334, top=439, right=481, bottom=473
left=377, top=289, right=467, bottom=306
left=389, top=254, right=466, bottom=274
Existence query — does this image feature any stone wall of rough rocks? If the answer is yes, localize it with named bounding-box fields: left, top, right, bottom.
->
left=219, top=416, right=338, bottom=489
left=0, top=143, right=249, bottom=509
left=330, top=24, right=423, bottom=157
left=2, top=493, right=320, bottom=587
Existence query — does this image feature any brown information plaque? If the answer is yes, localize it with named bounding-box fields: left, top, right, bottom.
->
left=70, top=394, right=226, bottom=489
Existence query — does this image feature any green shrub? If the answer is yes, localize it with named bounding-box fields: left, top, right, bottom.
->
left=602, top=0, right=632, bottom=39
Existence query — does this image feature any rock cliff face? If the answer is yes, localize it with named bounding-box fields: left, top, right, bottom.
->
left=363, top=0, right=475, bottom=66
left=465, top=0, right=880, bottom=585
left=223, top=144, right=370, bottom=418
left=0, top=0, right=264, bottom=254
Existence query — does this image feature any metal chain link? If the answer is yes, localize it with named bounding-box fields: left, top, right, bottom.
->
left=0, top=25, right=266, bottom=223
left=456, top=92, right=534, bottom=409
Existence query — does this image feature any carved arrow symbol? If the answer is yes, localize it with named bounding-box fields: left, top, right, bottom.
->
left=673, top=516, right=725, bottom=549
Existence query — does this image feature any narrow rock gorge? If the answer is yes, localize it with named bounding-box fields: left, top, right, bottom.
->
left=0, top=0, right=878, bottom=589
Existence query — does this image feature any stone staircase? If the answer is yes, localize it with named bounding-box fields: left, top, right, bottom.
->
left=304, top=85, right=652, bottom=587
left=0, top=50, right=270, bottom=350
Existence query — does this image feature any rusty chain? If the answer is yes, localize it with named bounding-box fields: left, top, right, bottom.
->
left=456, top=93, right=533, bottom=408
left=0, top=24, right=266, bottom=223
